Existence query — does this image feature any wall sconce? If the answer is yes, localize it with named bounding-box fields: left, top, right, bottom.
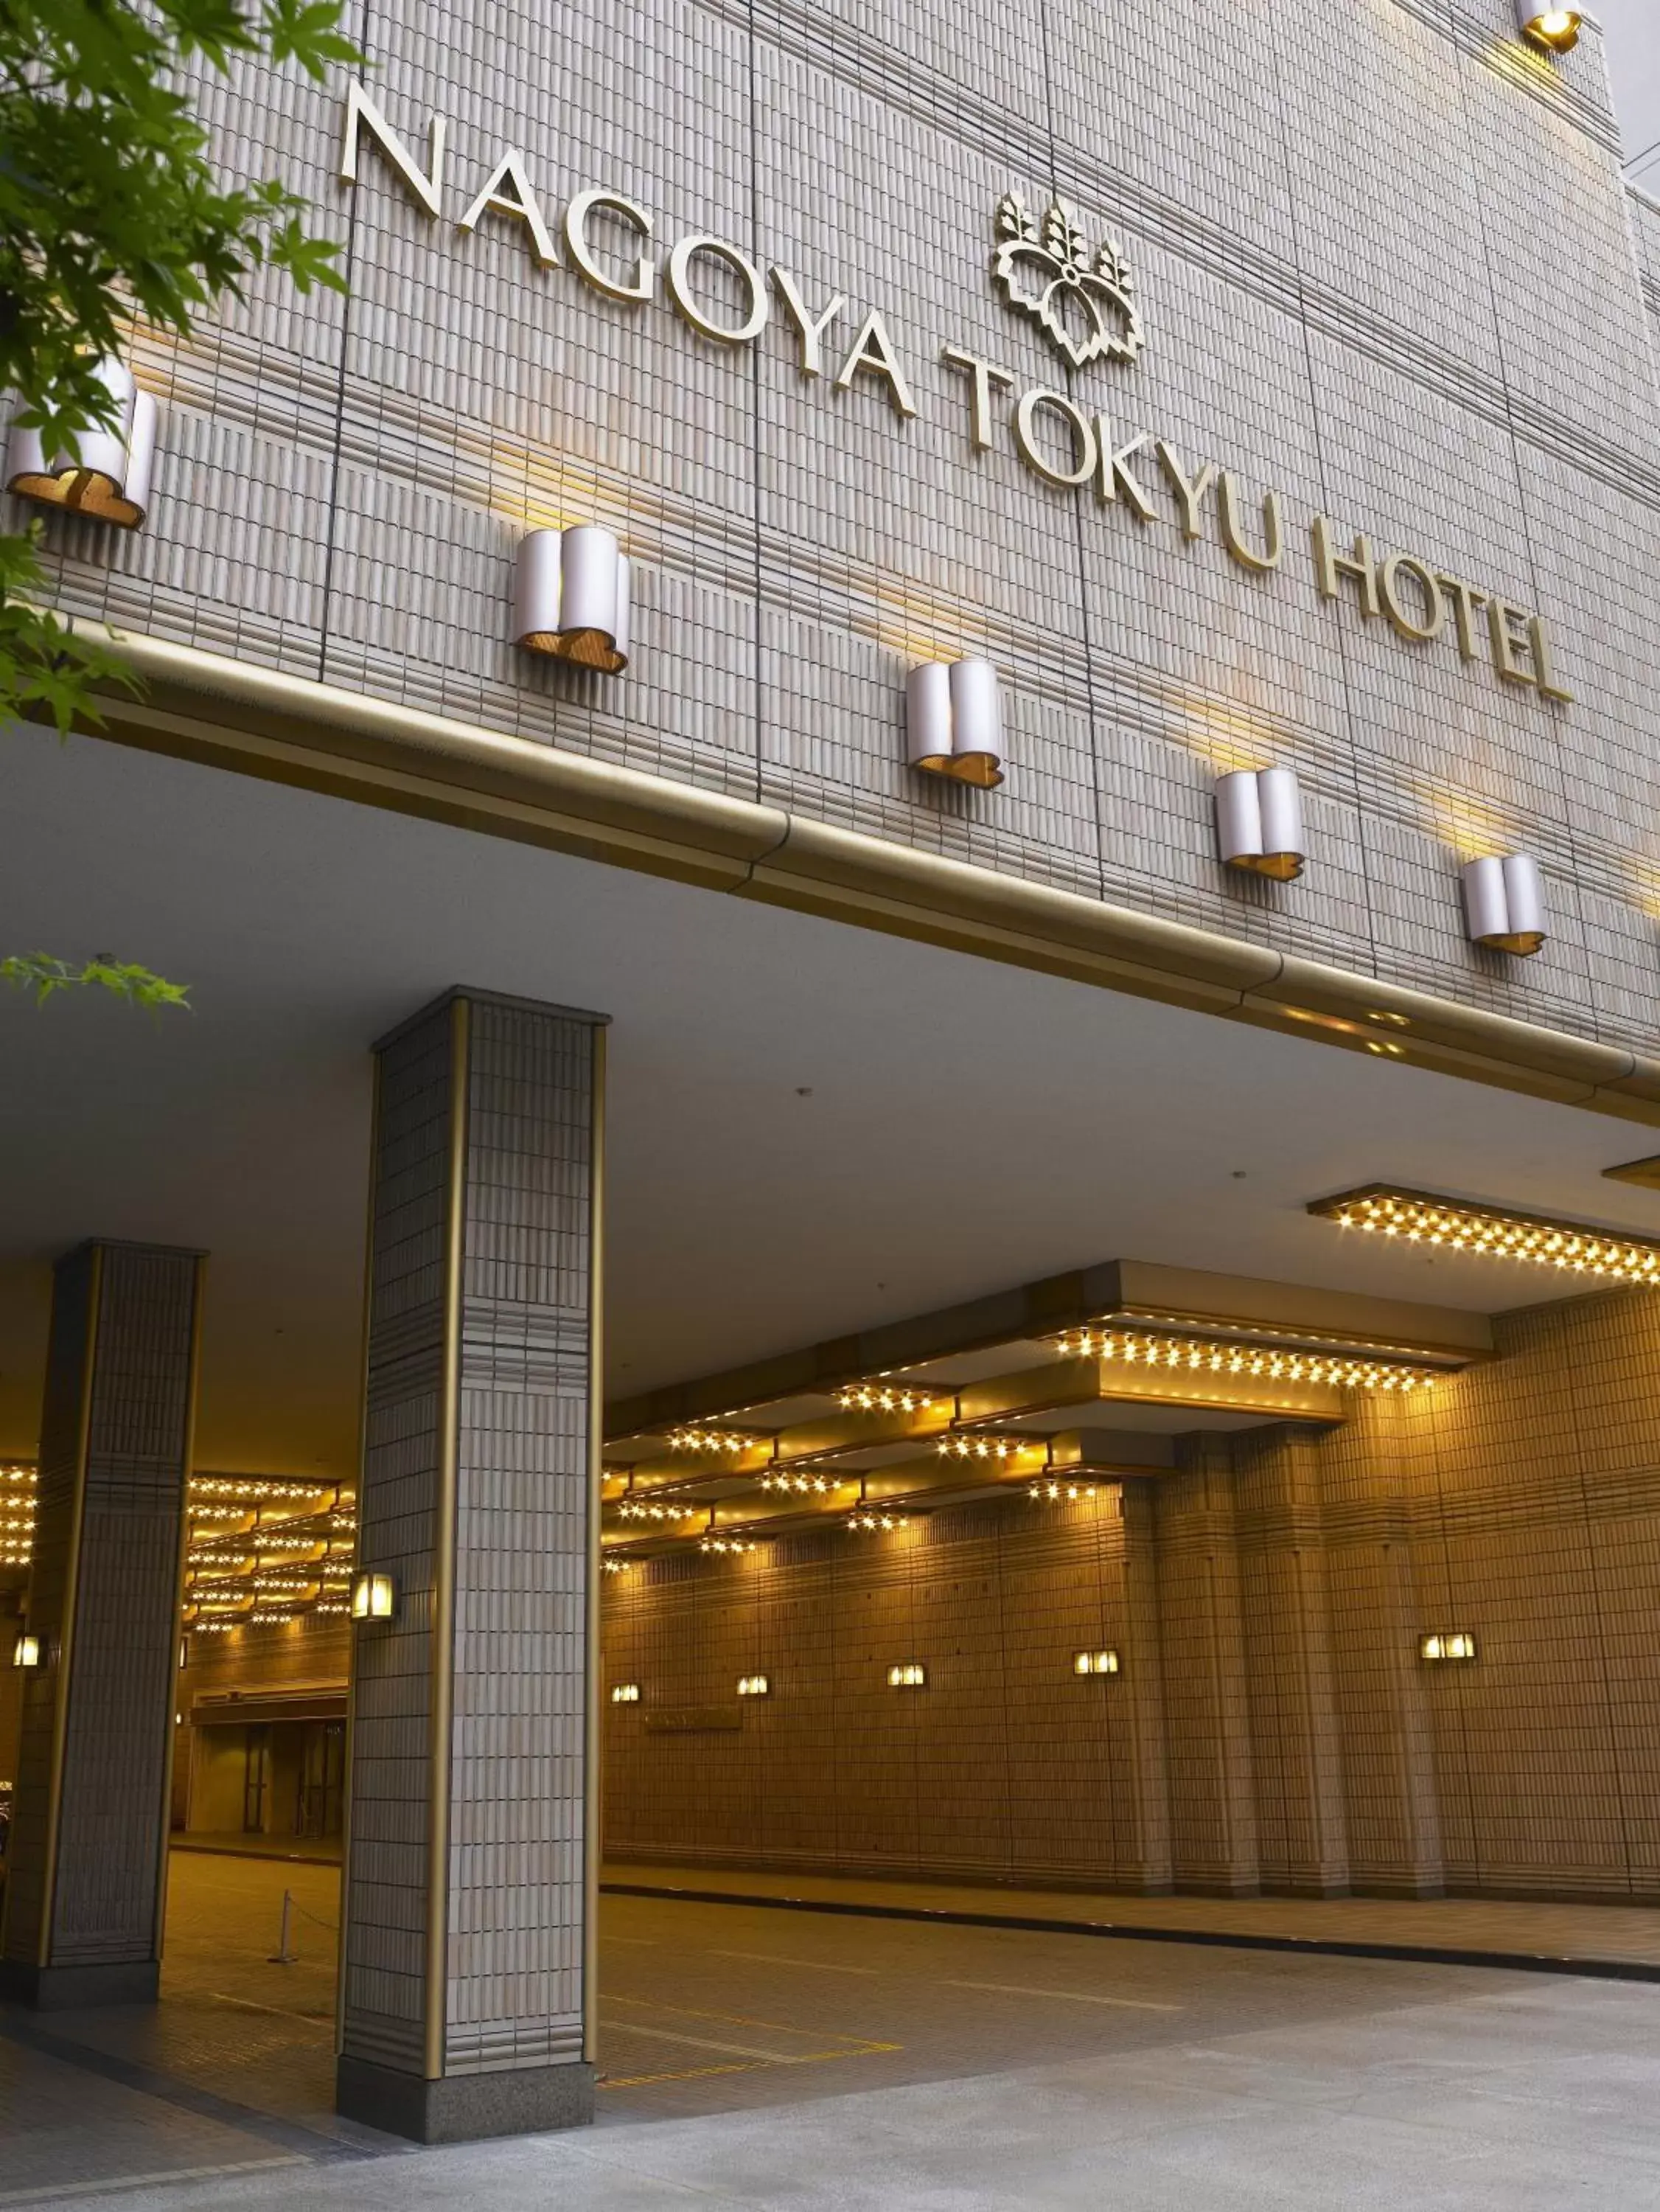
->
left=12, top=1632, right=41, bottom=1669
left=1420, top=1632, right=1477, bottom=1662
left=1462, top=854, right=1544, bottom=956
left=1073, top=1649, right=1119, bottom=1675
left=5, top=356, right=157, bottom=529
left=512, top=525, right=631, bottom=672
left=736, top=1674, right=769, bottom=1697
left=1215, top=768, right=1305, bottom=881
left=1518, top=2, right=1579, bottom=49
left=350, top=1571, right=395, bottom=1621
left=610, top=1681, right=641, bottom=1703
left=887, top=1661, right=926, bottom=1688
left=906, top=658, right=1005, bottom=788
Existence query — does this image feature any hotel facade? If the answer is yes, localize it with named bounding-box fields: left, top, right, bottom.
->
left=4, top=0, right=1660, bottom=2148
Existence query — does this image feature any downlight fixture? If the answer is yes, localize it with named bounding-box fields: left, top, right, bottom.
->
left=1518, top=3, right=1580, bottom=52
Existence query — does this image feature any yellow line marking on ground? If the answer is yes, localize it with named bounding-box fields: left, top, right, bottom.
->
left=597, top=2020, right=819, bottom=2063
left=603, top=1990, right=889, bottom=2042
left=599, top=1989, right=900, bottom=2089
left=706, top=1949, right=880, bottom=1975
left=599, top=2042, right=902, bottom=2092
left=941, top=1978, right=1180, bottom=2012
left=600, top=2058, right=770, bottom=2090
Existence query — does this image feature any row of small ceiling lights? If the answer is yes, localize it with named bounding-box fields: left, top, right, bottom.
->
left=599, top=1632, right=1481, bottom=1704
left=1311, top=1189, right=1660, bottom=1287
left=0, top=1465, right=355, bottom=1619
left=7, top=377, right=1549, bottom=960
left=184, top=1475, right=358, bottom=1629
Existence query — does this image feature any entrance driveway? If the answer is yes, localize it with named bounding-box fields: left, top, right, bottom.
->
left=5, top=1854, right=1660, bottom=2207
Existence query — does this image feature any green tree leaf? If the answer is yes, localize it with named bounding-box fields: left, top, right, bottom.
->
left=1, top=0, right=363, bottom=1009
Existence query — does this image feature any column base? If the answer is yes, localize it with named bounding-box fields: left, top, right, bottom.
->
left=0, top=1958, right=160, bottom=2010
left=335, top=2055, right=596, bottom=2143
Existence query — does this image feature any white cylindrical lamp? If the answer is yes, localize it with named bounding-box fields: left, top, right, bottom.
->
left=512, top=525, right=631, bottom=672
left=905, top=657, right=1005, bottom=788
left=1462, top=853, right=1545, bottom=956
left=1216, top=768, right=1305, bottom=880
left=5, top=355, right=157, bottom=528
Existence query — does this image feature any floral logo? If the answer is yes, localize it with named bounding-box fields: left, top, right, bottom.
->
left=991, top=192, right=1145, bottom=371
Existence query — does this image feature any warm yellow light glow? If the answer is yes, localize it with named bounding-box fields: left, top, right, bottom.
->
left=1523, top=6, right=1579, bottom=50
left=759, top=1471, right=848, bottom=1495
left=1, top=1464, right=36, bottom=1568
left=848, top=1510, right=912, bottom=1534
left=736, top=1674, right=770, bottom=1697
left=351, top=1571, right=395, bottom=1621
left=936, top=1436, right=1035, bottom=1463
left=835, top=1383, right=938, bottom=1414
left=1420, top=1631, right=1477, bottom=1662
left=1053, top=1325, right=1437, bottom=1393
left=610, top=1681, right=641, bottom=1703
left=665, top=1427, right=763, bottom=1455
left=887, top=1661, right=926, bottom=1688
left=615, top=1499, right=705, bottom=1523
left=601, top=1557, right=633, bottom=1575
left=699, top=1535, right=758, bottom=1555
left=1028, top=1479, right=1098, bottom=1503
left=12, top=1632, right=41, bottom=1669
left=1073, top=1649, right=1119, bottom=1676
left=1316, top=1186, right=1660, bottom=1288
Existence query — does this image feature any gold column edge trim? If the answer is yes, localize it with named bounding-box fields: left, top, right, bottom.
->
left=60, top=622, right=1660, bottom=1128
left=425, top=995, right=468, bottom=2081
left=35, top=1244, right=103, bottom=1969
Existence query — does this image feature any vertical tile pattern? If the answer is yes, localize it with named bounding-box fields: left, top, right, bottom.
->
left=601, top=1283, right=1660, bottom=1905
left=2, top=1244, right=201, bottom=1978
left=341, top=992, right=601, bottom=2090
left=15, top=1, right=1660, bottom=1066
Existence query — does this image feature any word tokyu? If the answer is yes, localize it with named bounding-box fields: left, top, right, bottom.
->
left=339, top=86, right=1571, bottom=705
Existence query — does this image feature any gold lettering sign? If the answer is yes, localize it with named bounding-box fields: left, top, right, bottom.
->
left=337, top=88, right=1574, bottom=709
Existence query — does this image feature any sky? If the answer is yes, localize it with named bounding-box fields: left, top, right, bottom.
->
left=1596, top=0, right=1660, bottom=185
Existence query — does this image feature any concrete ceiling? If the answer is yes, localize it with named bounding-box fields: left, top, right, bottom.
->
left=3, top=723, right=1659, bottom=1475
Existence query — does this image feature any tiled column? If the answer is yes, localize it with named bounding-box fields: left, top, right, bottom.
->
left=1152, top=1440, right=1260, bottom=1895
left=1, top=1242, right=204, bottom=2008
left=337, top=990, right=605, bottom=2145
left=1117, top=1480, right=1173, bottom=1891
left=1233, top=1430, right=1351, bottom=1897
left=1324, top=1399, right=1445, bottom=1896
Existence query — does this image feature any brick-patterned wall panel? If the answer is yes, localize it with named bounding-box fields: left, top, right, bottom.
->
left=604, top=1492, right=1176, bottom=1893
left=602, top=1286, right=1660, bottom=1906
left=2, top=1244, right=201, bottom=1988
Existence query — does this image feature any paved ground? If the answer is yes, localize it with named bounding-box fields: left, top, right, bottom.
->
left=605, top=1860, right=1660, bottom=1967
left=4, top=1854, right=1660, bottom=2206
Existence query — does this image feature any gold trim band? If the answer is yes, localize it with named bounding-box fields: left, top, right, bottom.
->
left=425, top=997, right=469, bottom=2080
left=59, top=622, right=1660, bottom=1129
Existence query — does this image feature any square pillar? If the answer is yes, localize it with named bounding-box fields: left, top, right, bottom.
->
left=337, top=990, right=605, bottom=2145
left=1, top=1241, right=205, bottom=2008
left=1152, top=1439, right=1260, bottom=1895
